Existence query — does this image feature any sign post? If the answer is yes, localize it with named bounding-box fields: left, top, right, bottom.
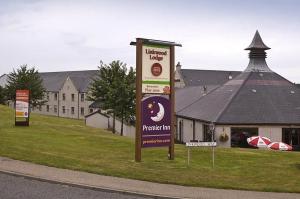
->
left=186, top=142, right=217, bottom=166
left=131, top=38, right=181, bottom=162
left=15, top=90, right=30, bottom=126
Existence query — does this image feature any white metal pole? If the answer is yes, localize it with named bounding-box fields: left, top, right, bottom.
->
left=187, top=147, right=190, bottom=166
left=212, top=146, right=215, bottom=168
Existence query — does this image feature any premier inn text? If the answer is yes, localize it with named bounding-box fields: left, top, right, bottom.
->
left=143, top=124, right=171, bottom=131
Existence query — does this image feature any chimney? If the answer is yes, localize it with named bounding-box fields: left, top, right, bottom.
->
left=176, top=62, right=182, bottom=72
left=228, top=72, right=233, bottom=80
left=203, top=85, right=207, bottom=95
left=244, top=30, right=272, bottom=72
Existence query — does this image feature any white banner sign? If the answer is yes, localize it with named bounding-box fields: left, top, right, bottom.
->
left=142, top=44, right=170, bottom=94
left=186, top=142, right=217, bottom=147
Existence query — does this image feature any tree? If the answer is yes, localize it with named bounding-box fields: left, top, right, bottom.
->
left=0, top=86, right=6, bottom=105
left=6, top=65, right=46, bottom=107
left=114, top=67, right=136, bottom=135
left=88, top=60, right=136, bottom=135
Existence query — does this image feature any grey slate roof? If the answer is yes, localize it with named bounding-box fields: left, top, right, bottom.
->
left=180, top=69, right=241, bottom=87
left=177, top=72, right=249, bottom=123
left=89, top=101, right=104, bottom=109
left=177, top=71, right=300, bottom=125
left=39, top=70, right=98, bottom=92
left=217, top=72, right=300, bottom=124
left=175, top=68, right=242, bottom=112
left=1, top=70, right=97, bottom=92
left=175, top=85, right=218, bottom=112
left=177, top=31, right=300, bottom=125
left=85, top=110, right=109, bottom=118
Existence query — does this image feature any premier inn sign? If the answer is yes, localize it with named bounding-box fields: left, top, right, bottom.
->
left=131, top=38, right=181, bottom=162
left=141, top=96, right=171, bottom=147
left=142, top=44, right=170, bottom=94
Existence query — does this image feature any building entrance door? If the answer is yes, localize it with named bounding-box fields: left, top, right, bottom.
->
left=282, top=128, right=300, bottom=151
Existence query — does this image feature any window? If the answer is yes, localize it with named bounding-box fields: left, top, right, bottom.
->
left=81, top=94, right=84, bottom=102
left=54, top=105, right=57, bottom=113
left=62, top=106, right=65, bottom=114
left=177, top=120, right=183, bottom=143
left=203, top=124, right=211, bottom=142
left=80, top=107, right=84, bottom=116
left=71, top=94, right=75, bottom=102
left=39, top=105, right=42, bottom=111
left=231, top=127, right=258, bottom=148
left=89, top=108, right=93, bottom=113
left=192, top=120, right=196, bottom=141
left=71, top=107, right=75, bottom=114
left=283, top=128, right=300, bottom=150
left=47, top=93, right=49, bottom=100
left=46, top=105, right=49, bottom=112
left=54, top=93, right=58, bottom=101
left=62, top=93, right=66, bottom=101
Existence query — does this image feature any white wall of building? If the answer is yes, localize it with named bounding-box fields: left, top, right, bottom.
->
left=195, top=121, right=203, bottom=140
left=175, top=117, right=297, bottom=148
left=259, top=126, right=282, bottom=142
left=85, top=112, right=109, bottom=129
left=215, top=126, right=231, bottom=147
left=86, top=112, right=135, bottom=138
left=114, top=118, right=135, bottom=138
left=182, top=118, right=194, bottom=143
left=176, top=117, right=206, bottom=143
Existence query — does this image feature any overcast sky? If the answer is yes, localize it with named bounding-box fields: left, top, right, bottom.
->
left=0, top=0, right=300, bottom=82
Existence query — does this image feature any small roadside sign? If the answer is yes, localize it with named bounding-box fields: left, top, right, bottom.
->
left=186, top=142, right=217, bottom=147
left=186, top=141, right=217, bottom=167
left=15, top=90, right=30, bottom=126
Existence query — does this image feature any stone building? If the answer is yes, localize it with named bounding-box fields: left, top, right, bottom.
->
left=31, top=70, right=98, bottom=119
left=175, top=31, right=300, bottom=150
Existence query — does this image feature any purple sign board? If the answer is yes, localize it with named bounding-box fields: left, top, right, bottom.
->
left=141, top=96, right=171, bottom=147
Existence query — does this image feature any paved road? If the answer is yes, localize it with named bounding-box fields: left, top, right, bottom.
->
left=1, top=157, right=299, bottom=199
left=0, top=173, right=155, bottom=199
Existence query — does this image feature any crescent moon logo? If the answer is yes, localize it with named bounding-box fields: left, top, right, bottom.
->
left=150, top=103, right=165, bottom=122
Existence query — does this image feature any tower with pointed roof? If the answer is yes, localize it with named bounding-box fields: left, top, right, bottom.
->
left=176, top=31, right=300, bottom=149
left=244, top=30, right=272, bottom=72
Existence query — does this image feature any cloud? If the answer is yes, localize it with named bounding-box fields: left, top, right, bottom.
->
left=0, top=0, right=300, bottom=82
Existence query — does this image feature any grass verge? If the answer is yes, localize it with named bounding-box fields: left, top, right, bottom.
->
left=0, top=105, right=300, bottom=192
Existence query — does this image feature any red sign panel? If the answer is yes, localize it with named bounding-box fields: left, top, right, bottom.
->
left=16, top=90, right=29, bottom=118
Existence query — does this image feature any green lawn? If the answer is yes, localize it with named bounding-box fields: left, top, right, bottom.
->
left=0, top=105, right=300, bottom=193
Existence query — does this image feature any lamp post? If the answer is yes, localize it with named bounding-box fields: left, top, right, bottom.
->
left=209, top=123, right=215, bottom=141
left=209, top=122, right=215, bottom=168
